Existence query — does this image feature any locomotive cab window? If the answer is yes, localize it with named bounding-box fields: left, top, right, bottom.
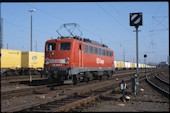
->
left=47, top=43, right=56, bottom=51
left=60, top=43, right=70, bottom=50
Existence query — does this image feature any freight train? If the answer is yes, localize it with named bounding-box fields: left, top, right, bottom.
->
left=114, top=61, right=155, bottom=70
left=44, top=36, right=115, bottom=84
left=0, top=48, right=155, bottom=77
left=0, top=49, right=44, bottom=76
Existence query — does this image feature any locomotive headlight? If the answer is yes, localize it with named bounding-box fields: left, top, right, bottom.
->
left=65, top=57, right=69, bottom=64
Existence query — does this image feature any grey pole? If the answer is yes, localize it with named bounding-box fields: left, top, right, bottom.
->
left=0, top=18, right=3, bottom=49
left=28, top=9, right=35, bottom=82
left=28, top=9, right=35, bottom=52
left=35, top=41, right=37, bottom=52
left=136, top=26, right=139, bottom=75
left=123, top=48, right=125, bottom=66
left=145, top=57, right=146, bottom=73
left=135, top=26, right=139, bottom=96
left=30, top=13, right=32, bottom=51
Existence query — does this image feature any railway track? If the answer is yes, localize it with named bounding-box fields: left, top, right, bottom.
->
left=1, top=70, right=145, bottom=100
left=146, top=72, right=169, bottom=96
left=1, top=69, right=158, bottom=100
left=2, top=71, right=149, bottom=112
left=1, top=69, right=161, bottom=112
left=1, top=74, right=42, bottom=81
left=2, top=77, right=129, bottom=112
left=1, top=78, right=47, bottom=86
left=1, top=68, right=152, bottom=81
left=0, top=70, right=132, bottom=86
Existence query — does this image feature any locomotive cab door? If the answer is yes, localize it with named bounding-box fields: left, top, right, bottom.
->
left=79, top=44, right=83, bottom=67
left=45, top=42, right=56, bottom=67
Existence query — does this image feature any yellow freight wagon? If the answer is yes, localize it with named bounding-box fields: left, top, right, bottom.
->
left=21, top=51, right=44, bottom=68
left=115, top=61, right=121, bottom=68
left=119, top=61, right=125, bottom=68
left=0, top=49, right=21, bottom=69
left=130, top=62, right=135, bottom=69
left=115, top=61, right=125, bottom=69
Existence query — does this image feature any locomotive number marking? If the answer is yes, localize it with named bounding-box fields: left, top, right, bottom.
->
left=45, top=58, right=66, bottom=64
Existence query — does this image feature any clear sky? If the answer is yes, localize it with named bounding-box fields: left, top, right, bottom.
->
left=1, top=2, right=169, bottom=65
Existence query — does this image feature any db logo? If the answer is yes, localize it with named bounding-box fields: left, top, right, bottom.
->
left=45, top=58, right=50, bottom=65
left=96, top=58, right=104, bottom=65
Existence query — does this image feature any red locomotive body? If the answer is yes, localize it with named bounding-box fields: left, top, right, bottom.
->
left=44, top=36, right=115, bottom=84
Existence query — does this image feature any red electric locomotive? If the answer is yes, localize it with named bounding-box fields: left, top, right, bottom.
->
left=44, top=23, right=115, bottom=85
left=44, top=36, right=115, bottom=84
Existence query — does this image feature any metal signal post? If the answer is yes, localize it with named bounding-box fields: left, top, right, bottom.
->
left=130, top=12, right=143, bottom=96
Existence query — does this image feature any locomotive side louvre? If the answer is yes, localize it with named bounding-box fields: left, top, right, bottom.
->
left=44, top=37, right=115, bottom=84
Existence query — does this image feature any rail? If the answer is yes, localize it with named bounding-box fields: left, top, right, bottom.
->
left=146, top=73, right=169, bottom=95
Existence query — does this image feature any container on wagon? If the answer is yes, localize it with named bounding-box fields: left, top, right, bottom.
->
left=116, top=61, right=122, bottom=69
left=125, top=61, right=131, bottom=69
left=0, top=49, right=21, bottom=69
left=120, top=61, right=125, bottom=68
left=21, top=51, right=44, bottom=68
left=130, top=62, right=135, bottom=69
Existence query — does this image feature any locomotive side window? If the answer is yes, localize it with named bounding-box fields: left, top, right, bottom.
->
left=47, top=43, right=56, bottom=51
left=94, top=47, right=98, bottom=55
left=106, top=50, right=109, bottom=56
left=110, top=51, right=112, bottom=57
left=103, top=50, right=106, bottom=56
left=111, top=51, right=113, bottom=56
left=60, top=43, right=70, bottom=50
left=98, top=48, right=102, bottom=55
left=84, top=45, right=88, bottom=53
left=90, top=46, right=93, bottom=54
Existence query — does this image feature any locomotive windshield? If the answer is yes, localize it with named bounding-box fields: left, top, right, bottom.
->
left=60, top=43, right=70, bottom=50
left=46, top=43, right=56, bottom=51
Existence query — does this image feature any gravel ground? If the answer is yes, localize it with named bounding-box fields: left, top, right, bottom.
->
left=81, top=80, right=169, bottom=112
left=1, top=69, right=169, bottom=112
left=1, top=80, right=115, bottom=111
left=2, top=80, right=169, bottom=112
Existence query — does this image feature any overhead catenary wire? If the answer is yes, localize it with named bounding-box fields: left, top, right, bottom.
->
left=96, top=2, right=134, bottom=37
left=24, top=3, right=140, bottom=48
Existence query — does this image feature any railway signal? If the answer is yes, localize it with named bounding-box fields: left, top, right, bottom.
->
left=130, top=12, right=143, bottom=96
left=144, top=54, right=147, bottom=73
left=130, top=13, right=142, bottom=27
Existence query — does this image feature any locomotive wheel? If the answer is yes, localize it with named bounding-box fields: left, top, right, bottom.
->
left=84, top=76, right=90, bottom=83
